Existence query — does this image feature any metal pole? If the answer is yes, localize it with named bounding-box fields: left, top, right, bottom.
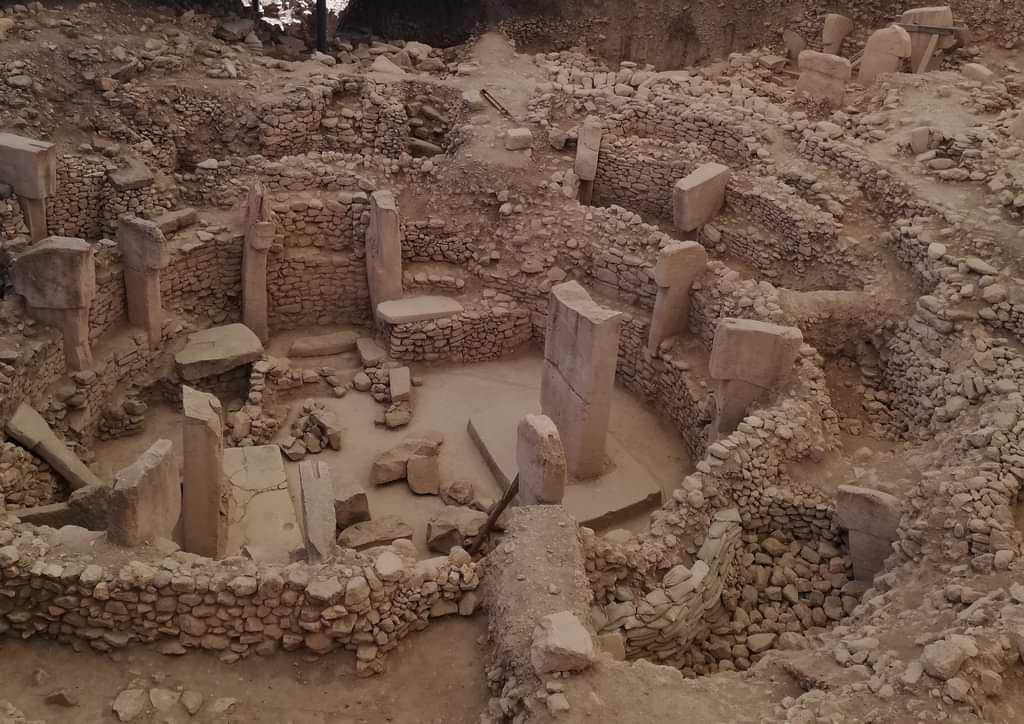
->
left=315, top=0, right=328, bottom=53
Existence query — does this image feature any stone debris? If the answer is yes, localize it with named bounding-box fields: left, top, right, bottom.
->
left=337, top=515, right=414, bottom=550
left=288, top=330, right=358, bottom=358
left=370, top=432, right=444, bottom=488
left=531, top=611, right=595, bottom=675
left=426, top=505, right=488, bottom=553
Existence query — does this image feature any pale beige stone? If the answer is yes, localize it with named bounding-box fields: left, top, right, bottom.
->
left=516, top=414, right=566, bottom=504
left=117, top=217, right=168, bottom=349
left=366, top=190, right=403, bottom=317
left=299, top=459, right=335, bottom=563
left=647, top=241, right=708, bottom=354
left=858, top=25, right=912, bottom=84
left=574, top=116, right=603, bottom=182
left=821, top=13, right=853, bottom=55
left=108, top=439, right=180, bottom=547
left=241, top=182, right=275, bottom=342
left=672, top=163, right=731, bottom=232
left=796, top=50, right=851, bottom=108
left=182, top=386, right=229, bottom=559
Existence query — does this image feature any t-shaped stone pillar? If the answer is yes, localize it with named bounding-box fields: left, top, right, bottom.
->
left=182, top=385, right=230, bottom=559
left=0, top=132, right=57, bottom=242
left=517, top=414, right=567, bottom=505
left=241, top=182, right=276, bottom=342
left=366, top=190, right=403, bottom=320
left=708, top=318, right=803, bottom=438
left=575, top=116, right=603, bottom=206
left=117, top=216, right=169, bottom=350
left=12, top=236, right=96, bottom=372
left=821, top=13, right=854, bottom=55
left=541, top=281, right=622, bottom=479
left=836, top=485, right=901, bottom=582
left=647, top=241, right=708, bottom=355
left=673, top=163, right=731, bottom=232
left=900, top=6, right=956, bottom=73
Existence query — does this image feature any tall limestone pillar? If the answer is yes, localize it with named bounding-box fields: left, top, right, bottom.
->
left=117, top=216, right=168, bottom=349
left=241, top=181, right=276, bottom=342
left=182, top=385, right=230, bottom=559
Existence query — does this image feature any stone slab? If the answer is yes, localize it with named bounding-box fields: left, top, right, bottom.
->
left=7, top=402, right=103, bottom=490
left=175, top=323, right=264, bottom=381
left=468, top=404, right=662, bottom=528
left=708, top=318, right=803, bottom=389
left=376, top=295, right=464, bottom=324
left=12, top=236, right=95, bottom=310
left=107, top=163, right=155, bottom=191
left=223, top=444, right=296, bottom=558
left=389, top=366, right=411, bottom=401
left=0, top=132, right=57, bottom=199
left=672, top=163, right=731, bottom=232
left=299, top=460, right=336, bottom=563
left=288, top=330, right=358, bottom=358
left=108, top=439, right=180, bottom=547
left=337, top=515, right=414, bottom=550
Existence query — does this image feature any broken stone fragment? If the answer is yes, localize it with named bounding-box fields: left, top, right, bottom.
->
left=337, top=515, right=413, bottom=550
left=288, top=330, right=358, bottom=358
left=371, top=431, right=443, bottom=484
left=530, top=610, right=595, bottom=675
left=426, top=506, right=487, bottom=554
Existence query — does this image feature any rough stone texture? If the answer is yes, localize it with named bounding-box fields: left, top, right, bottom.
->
left=516, top=414, right=567, bottom=505
left=116, top=216, right=168, bottom=349
left=672, top=163, right=731, bottom=232
left=299, top=459, right=336, bottom=563
left=541, top=281, right=622, bottom=479
left=6, top=402, right=103, bottom=491
left=530, top=610, right=595, bottom=674
left=836, top=485, right=901, bottom=582
left=175, top=324, right=264, bottom=381
left=108, top=439, right=180, bottom=547
left=858, top=25, right=912, bottom=84
left=647, top=241, right=707, bottom=354
left=366, top=190, right=403, bottom=316
left=796, top=50, right=851, bottom=108
left=182, top=386, right=228, bottom=559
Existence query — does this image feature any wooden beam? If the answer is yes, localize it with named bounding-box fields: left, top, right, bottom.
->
left=915, top=33, right=940, bottom=74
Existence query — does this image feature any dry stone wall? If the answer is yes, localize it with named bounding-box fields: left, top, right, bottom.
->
left=0, top=515, right=479, bottom=675
left=383, top=301, right=533, bottom=363
left=0, top=442, right=59, bottom=511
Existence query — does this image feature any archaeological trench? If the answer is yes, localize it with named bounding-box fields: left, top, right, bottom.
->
left=1, top=0, right=1024, bottom=722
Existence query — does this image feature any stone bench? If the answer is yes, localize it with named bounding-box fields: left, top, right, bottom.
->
left=375, top=295, right=464, bottom=324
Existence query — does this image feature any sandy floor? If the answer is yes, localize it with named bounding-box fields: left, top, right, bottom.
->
left=91, top=333, right=692, bottom=558
left=0, top=616, right=489, bottom=724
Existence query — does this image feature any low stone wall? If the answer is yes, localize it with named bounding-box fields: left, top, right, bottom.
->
left=88, top=242, right=127, bottom=342
left=162, top=233, right=243, bottom=324
left=403, top=218, right=475, bottom=265
left=270, top=191, right=370, bottom=251
left=0, top=442, right=59, bottom=511
left=383, top=301, right=533, bottom=363
left=0, top=515, right=479, bottom=675
left=592, top=136, right=704, bottom=220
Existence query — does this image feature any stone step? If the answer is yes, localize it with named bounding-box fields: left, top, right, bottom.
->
left=375, top=295, right=464, bottom=324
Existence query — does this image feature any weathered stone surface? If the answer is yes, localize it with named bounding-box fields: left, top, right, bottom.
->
left=357, top=337, right=387, bottom=366
left=371, top=432, right=444, bottom=484
left=366, top=190, right=403, bottom=315
left=335, top=479, right=370, bottom=530
left=427, top=506, right=487, bottom=554
left=7, top=402, right=103, bottom=490
left=389, top=366, right=411, bottom=401
left=0, top=132, right=57, bottom=199
left=300, top=460, right=336, bottom=563
left=672, top=163, right=731, bottom=232
left=796, top=50, right=850, bottom=108
left=406, top=454, right=441, bottom=495
left=182, top=386, right=228, bottom=559
left=505, top=127, right=533, bottom=150
left=376, top=295, right=463, bottom=324
left=921, top=636, right=977, bottom=680
left=531, top=611, right=595, bottom=674
left=175, top=324, right=263, bottom=381
left=337, top=515, right=414, bottom=550
left=288, top=330, right=358, bottom=358
left=516, top=414, right=566, bottom=505
left=858, top=25, right=912, bottom=83
left=108, top=439, right=180, bottom=547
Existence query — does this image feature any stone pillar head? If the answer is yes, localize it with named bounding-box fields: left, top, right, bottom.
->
left=116, top=216, right=168, bottom=272
left=0, top=132, right=57, bottom=200
left=12, top=236, right=95, bottom=311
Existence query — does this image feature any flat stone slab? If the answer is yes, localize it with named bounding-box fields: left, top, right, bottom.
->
left=375, top=296, right=464, bottom=324
left=224, top=445, right=298, bottom=557
left=468, top=404, right=662, bottom=528
left=6, top=402, right=104, bottom=490
left=175, top=323, right=264, bottom=381
left=288, top=330, right=358, bottom=358
left=337, top=515, right=414, bottom=550
left=357, top=337, right=387, bottom=366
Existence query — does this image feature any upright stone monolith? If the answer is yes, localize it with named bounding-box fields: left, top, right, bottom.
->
left=108, top=439, right=180, bottom=547
left=182, top=385, right=229, bottom=559
left=541, top=281, right=622, bottom=479
left=242, top=181, right=276, bottom=342
left=858, top=25, right=912, bottom=84
left=117, top=216, right=168, bottom=349
left=366, top=190, right=403, bottom=319
left=647, top=241, right=707, bottom=355
left=796, top=50, right=851, bottom=108
left=673, top=163, right=731, bottom=232
left=516, top=414, right=567, bottom=505
left=299, top=459, right=336, bottom=563
left=821, top=14, right=854, bottom=55
left=709, top=318, right=803, bottom=438
left=575, top=116, right=603, bottom=205
left=12, top=236, right=95, bottom=371
left=0, top=132, right=57, bottom=241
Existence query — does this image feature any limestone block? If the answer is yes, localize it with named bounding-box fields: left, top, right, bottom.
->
left=531, top=611, right=595, bottom=674
left=648, top=242, right=708, bottom=353
left=389, top=366, right=412, bottom=402
left=338, top=515, right=413, bottom=550
left=357, top=337, right=387, bottom=366
left=672, top=163, right=731, bottom=232
left=108, top=439, right=180, bottom=547
left=299, top=460, right=336, bottom=563
left=182, top=386, right=228, bottom=559
left=371, top=432, right=444, bottom=484
left=709, top=318, right=803, bottom=389
left=796, top=50, right=851, bottom=108
left=426, top=506, right=486, bottom=554
left=835, top=485, right=901, bottom=539
left=574, top=117, right=603, bottom=181
left=175, top=324, right=264, bottom=381
left=961, top=63, right=995, bottom=83
left=13, top=236, right=95, bottom=310
left=6, top=402, right=103, bottom=490
left=288, top=330, right=358, bottom=358
left=376, top=295, right=463, bottom=323
left=366, top=190, right=403, bottom=313
left=334, top=479, right=370, bottom=530
left=406, top=454, right=440, bottom=495
left=516, top=414, right=566, bottom=505
left=117, top=217, right=168, bottom=272
left=505, top=128, right=534, bottom=151
left=0, top=132, right=57, bottom=199
left=858, top=25, right=912, bottom=84
left=822, top=13, right=854, bottom=55
left=900, top=6, right=956, bottom=71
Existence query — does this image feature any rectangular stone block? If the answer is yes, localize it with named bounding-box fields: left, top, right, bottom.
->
left=389, top=366, right=411, bottom=401
left=516, top=414, right=566, bottom=504
left=108, top=439, right=180, bottom=547
left=672, top=163, right=731, bottom=232
left=299, top=459, right=336, bottom=563
left=0, top=132, right=57, bottom=199
left=182, top=386, right=228, bottom=559
left=858, top=25, right=912, bottom=84
left=709, top=318, right=803, bottom=389
left=366, top=190, right=403, bottom=314
left=796, top=50, right=851, bottom=108
left=13, top=237, right=95, bottom=310
left=574, top=118, right=603, bottom=181
left=836, top=485, right=901, bottom=540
